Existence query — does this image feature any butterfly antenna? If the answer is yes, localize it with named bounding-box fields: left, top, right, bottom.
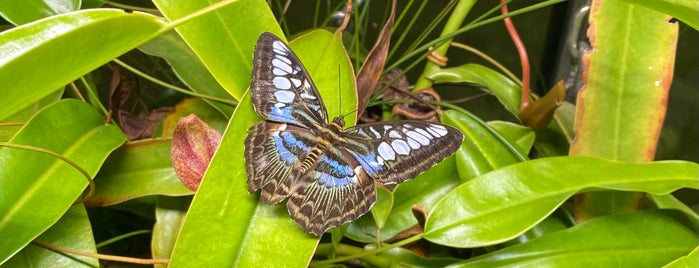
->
left=337, top=64, right=342, bottom=117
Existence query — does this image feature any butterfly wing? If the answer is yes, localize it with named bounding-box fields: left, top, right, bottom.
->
left=251, top=32, right=328, bottom=128
left=286, top=148, right=376, bottom=236
left=245, top=121, right=319, bottom=204
left=342, top=121, right=463, bottom=184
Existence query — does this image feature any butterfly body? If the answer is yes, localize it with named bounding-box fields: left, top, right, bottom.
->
left=245, top=32, right=463, bottom=235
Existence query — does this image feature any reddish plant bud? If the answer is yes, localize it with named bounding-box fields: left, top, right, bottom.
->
left=170, top=114, right=221, bottom=191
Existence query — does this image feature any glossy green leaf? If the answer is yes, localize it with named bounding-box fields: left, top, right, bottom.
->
left=449, top=210, right=698, bottom=267
left=86, top=138, right=191, bottom=207
left=0, top=0, right=79, bottom=25
left=619, top=0, right=698, bottom=30
left=153, top=196, right=191, bottom=268
left=3, top=205, right=97, bottom=267
left=424, top=157, right=698, bottom=247
left=0, top=89, right=62, bottom=142
left=0, top=9, right=165, bottom=121
left=0, top=99, right=126, bottom=263
left=664, top=246, right=699, bottom=268
left=442, top=110, right=526, bottom=181
left=487, top=121, right=535, bottom=157
left=168, top=30, right=355, bottom=267
left=427, top=63, right=522, bottom=117
left=371, top=187, right=394, bottom=230
left=139, top=31, right=235, bottom=117
left=152, top=0, right=282, bottom=101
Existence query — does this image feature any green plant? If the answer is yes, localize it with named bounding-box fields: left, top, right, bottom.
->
left=0, top=0, right=696, bottom=267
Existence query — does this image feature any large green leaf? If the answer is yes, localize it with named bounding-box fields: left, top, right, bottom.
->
left=168, top=30, right=356, bottom=267
left=424, top=157, right=698, bottom=247
left=571, top=1, right=677, bottom=161
left=0, top=99, right=127, bottom=263
left=152, top=0, right=282, bottom=101
left=570, top=0, right=680, bottom=217
left=3, top=205, right=98, bottom=267
left=0, top=0, right=79, bottom=25
left=0, top=9, right=165, bottom=121
left=449, top=210, right=697, bottom=267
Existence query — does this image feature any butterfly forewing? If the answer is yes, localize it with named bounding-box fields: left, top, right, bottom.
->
left=251, top=33, right=328, bottom=128
left=342, top=121, right=463, bottom=184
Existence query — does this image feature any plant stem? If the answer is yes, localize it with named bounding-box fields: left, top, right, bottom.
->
left=413, top=0, right=476, bottom=91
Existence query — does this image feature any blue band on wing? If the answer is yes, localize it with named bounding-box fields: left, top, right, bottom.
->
left=349, top=151, right=383, bottom=178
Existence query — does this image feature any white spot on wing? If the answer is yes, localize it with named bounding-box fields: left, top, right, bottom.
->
left=378, top=142, right=396, bottom=161
left=272, top=41, right=287, bottom=53
left=392, top=140, right=410, bottom=155
left=407, top=137, right=421, bottom=149
left=273, top=77, right=291, bottom=90
left=272, top=59, right=292, bottom=74
left=274, top=90, right=295, bottom=103
left=407, top=131, right=430, bottom=145
left=290, top=78, right=302, bottom=87
left=388, top=130, right=402, bottom=139
left=369, top=127, right=380, bottom=138
left=429, top=125, right=449, bottom=136
left=300, top=92, right=317, bottom=100
left=415, top=128, right=432, bottom=138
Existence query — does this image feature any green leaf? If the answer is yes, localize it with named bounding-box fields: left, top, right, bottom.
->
left=619, top=0, right=698, bottom=30
left=0, top=99, right=127, bottom=263
left=571, top=1, right=677, bottom=161
left=664, top=246, right=699, bottom=268
left=371, top=187, right=394, bottom=229
left=3, top=205, right=98, bottom=267
left=168, top=29, right=355, bottom=267
left=427, top=64, right=522, bottom=117
left=139, top=31, right=235, bottom=117
left=449, top=210, right=698, bottom=267
left=423, top=157, right=698, bottom=247
left=570, top=0, right=681, bottom=217
left=86, top=138, right=191, bottom=207
left=152, top=0, right=282, bottom=101
left=153, top=196, right=191, bottom=268
left=442, top=110, right=526, bottom=180
left=0, top=9, right=165, bottom=121
left=487, top=121, right=535, bottom=157
left=0, top=0, right=79, bottom=25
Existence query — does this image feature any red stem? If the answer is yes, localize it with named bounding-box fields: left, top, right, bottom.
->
left=500, top=0, right=530, bottom=110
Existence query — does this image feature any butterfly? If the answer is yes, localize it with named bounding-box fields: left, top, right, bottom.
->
left=244, top=32, right=464, bottom=236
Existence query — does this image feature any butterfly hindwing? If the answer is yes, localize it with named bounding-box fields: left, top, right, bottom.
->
left=251, top=32, right=328, bottom=128
left=245, top=121, right=318, bottom=204
left=286, top=148, right=376, bottom=235
left=342, top=121, right=464, bottom=184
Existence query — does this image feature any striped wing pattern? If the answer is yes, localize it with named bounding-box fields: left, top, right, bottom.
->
left=245, top=32, right=463, bottom=236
